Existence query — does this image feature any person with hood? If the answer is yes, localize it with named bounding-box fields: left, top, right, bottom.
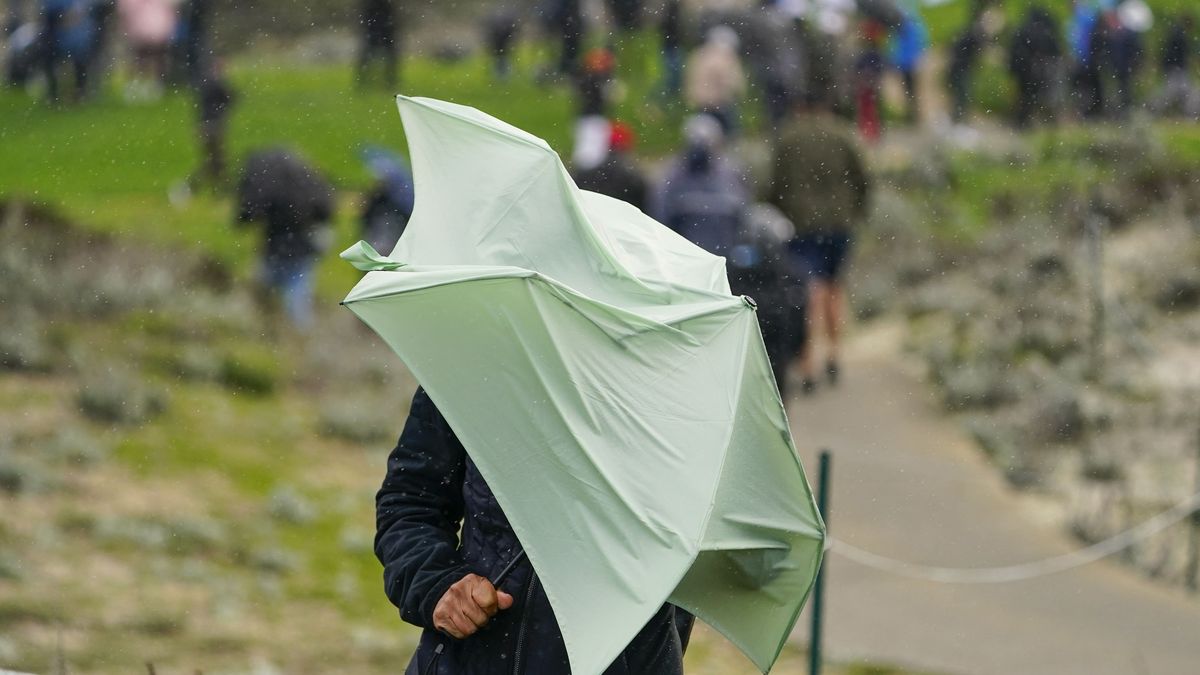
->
left=377, top=386, right=694, bottom=673
left=650, top=114, right=748, bottom=257
left=684, top=25, right=746, bottom=134
left=573, top=120, right=648, bottom=211
left=1009, top=5, right=1062, bottom=127
left=235, top=148, right=334, bottom=329
left=769, top=93, right=869, bottom=394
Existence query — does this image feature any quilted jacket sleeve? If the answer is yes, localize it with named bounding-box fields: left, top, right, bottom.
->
left=375, top=387, right=472, bottom=628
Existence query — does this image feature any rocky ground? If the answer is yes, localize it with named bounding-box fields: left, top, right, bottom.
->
left=849, top=121, right=1200, bottom=591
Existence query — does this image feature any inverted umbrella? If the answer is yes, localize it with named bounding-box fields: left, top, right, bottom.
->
left=341, top=96, right=825, bottom=674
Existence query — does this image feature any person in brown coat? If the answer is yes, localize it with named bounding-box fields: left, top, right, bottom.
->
left=768, top=95, right=870, bottom=394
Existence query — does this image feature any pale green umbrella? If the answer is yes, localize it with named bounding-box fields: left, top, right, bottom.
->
left=341, top=96, right=825, bottom=674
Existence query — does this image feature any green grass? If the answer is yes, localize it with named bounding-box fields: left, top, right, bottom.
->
left=0, top=39, right=691, bottom=301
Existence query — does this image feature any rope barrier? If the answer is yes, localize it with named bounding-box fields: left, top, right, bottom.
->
left=825, top=491, right=1200, bottom=584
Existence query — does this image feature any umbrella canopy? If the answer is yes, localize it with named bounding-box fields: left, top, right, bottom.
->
left=341, top=96, right=825, bottom=674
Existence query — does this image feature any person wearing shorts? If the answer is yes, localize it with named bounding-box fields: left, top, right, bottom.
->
left=770, top=94, right=869, bottom=394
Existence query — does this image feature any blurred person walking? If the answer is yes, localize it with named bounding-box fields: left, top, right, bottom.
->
left=1108, top=9, right=1143, bottom=120
left=576, top=46, right=615, bottom=118
left=549, top=0, right=583, bottom=76
left=118, top=0, right=175, bottom=100
left=56, top=0, right=95, bottom=102
left=573, top=120, right=647, bottom=211
left=890, top=9, right=928, bottom=124
left=946, top=5, right=985, bottom=124
left=36, top=0, right=71, bottom=102
left=193, top=58, right=234, bottom=189
left=731, top=202, right=801, bottom=400
left=769, top=93, right=869, bottom=394
left=236, top=149, right=334, bottom=330
left=1150, top=12, right=1199, bottom=117
left=606, top=0, right=643, bottom=82
left=650, top=114, right=798, bottom=395
left=359, top=147, right=414, bottom=255
left=746, top=0, right=808, bottom=130
left=82, top=0, right=115, bottom=96
left=649, top=114, right=748, bottom=258
left=483, top=5, right=519, bottom=81
left=356, top=0, right=398, bottom=89
left=1009, top=6, right=1062, bottom=128
left=175, top=0, right=210, bottom=87
left=1067, top=0, right=1104, bottom=119
left=854, top=19, right=886, bottom=143
left=684, top=25, right=746, bottom=135
left=656, top=0, right=683, bottom=99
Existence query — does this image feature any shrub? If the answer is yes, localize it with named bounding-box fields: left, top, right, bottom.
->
left=76, top=368, right=169, bottom=425
left=318, top=397, right=398, bottom=444
left=220, top=345, right=281, bottom=395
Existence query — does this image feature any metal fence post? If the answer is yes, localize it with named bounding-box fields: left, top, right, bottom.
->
left=809, top=450, right=832, bottom=675
left=1186, top=429, right=1200, bottom=593
left=1085, top=210, right=1106, bottom=382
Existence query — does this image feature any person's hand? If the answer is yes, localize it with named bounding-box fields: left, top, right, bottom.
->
left=433, top=574, right=514, bottom=639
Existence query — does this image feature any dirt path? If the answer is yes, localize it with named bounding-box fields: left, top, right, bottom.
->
left=786, top=321, right=1200, bottom=675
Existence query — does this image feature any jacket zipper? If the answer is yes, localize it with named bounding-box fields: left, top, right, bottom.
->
left=512, top=571, right=538, bottom=675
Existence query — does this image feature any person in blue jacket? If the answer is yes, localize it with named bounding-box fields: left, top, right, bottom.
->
left=890, top=10, right=928, bottom=124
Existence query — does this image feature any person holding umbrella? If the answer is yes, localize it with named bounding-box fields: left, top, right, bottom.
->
left=376, top=388, right=693, bottom=674
left=346, top=96, right=824, bottom=675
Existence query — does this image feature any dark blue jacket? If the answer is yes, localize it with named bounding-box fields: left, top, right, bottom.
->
left=377, top=388, right=692, bottom=674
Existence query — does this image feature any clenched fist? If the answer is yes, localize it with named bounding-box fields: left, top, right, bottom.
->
left=433, top=574, right=515, bottom=639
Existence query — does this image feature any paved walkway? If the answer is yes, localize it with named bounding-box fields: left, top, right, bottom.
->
left=787, top=322, right=1200, bottom=675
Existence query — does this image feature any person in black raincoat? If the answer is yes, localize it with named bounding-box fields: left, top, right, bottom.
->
left=378, top=388, right=693, bottom=674
left=235, top=148, right=333, bottom=329
left=1008, top=6, right=1062, bottom=127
